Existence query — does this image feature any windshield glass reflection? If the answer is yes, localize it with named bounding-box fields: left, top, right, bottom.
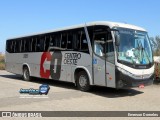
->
left=116, top=28, right=153, bottom=65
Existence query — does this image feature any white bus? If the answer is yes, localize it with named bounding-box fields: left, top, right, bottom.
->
left=5, top=21, right=154, bottom=91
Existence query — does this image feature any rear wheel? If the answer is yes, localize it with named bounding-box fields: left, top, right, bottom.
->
left=76, top=71, right=90, bottom=92
left=23, top=67, right=31, bottom=81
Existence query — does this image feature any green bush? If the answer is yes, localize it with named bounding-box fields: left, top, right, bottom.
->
left=0, top=55, right=5, bottom=70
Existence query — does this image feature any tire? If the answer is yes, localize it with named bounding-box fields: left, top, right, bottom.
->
left=76, top=71, right=90, bottom=92
left=23, top=67, right=31, bottom=81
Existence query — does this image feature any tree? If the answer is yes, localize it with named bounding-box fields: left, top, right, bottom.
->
left=150, top=36, right=160, bottom=56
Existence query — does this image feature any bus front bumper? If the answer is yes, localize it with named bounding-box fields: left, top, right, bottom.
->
left=116, top=69, right=154, bottom=89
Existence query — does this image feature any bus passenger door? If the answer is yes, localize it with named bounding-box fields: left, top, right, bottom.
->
left=93, top=32, right=106, bottom=86
left=93, top=30, right=116, bottom=87
left=105, top=37, right=116, bottom=88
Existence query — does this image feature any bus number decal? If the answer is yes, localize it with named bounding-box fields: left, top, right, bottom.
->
left=40, top=52, right=51, bottom=78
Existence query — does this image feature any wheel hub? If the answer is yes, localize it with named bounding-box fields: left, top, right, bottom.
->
left=79, top=75, right=87, bottom=87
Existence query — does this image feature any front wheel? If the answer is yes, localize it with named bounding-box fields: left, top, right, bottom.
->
left=23, top=67, right=31, bottom=81
left=76, top=71, right=90, bottom=92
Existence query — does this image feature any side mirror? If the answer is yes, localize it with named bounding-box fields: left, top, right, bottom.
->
left=115, top=33, right=120, bottom=46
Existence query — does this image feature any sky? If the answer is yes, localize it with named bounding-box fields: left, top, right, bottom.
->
left=0, top=0, right=160, bottom=53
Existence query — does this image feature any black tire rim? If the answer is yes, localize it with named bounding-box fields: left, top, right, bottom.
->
left=24, top=69, right=29, bottom=80
left=79, top=75, right=87, bottom=88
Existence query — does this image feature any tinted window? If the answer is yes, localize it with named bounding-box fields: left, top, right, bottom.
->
left=67, top=31, right=74, bottom=50
left=31, top=37, right=36, bottom=52
left=44, top=35, right=50, bottom=51
left=6, top=40, right=13, bottom=53
left=61, top=33, right=67, bottom=49
left=6, top=28, right=89, bottom=53
left=14, top=40, right=21, bottom=53
left=25, top=39, right=30, bottom=52
left=74, top=28, right=88, bottom=52
left=21, top=39, right=26, bottom=52
left=91, top=25, right=115, bottom=63
left=78, top=30, right=88, bottom=51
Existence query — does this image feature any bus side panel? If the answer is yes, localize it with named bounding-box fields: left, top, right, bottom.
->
left=6, top=51, right=93, bottom=84
left=106, top=62, right=116, bottom=88
left=5, top=52, right=25, bottom=75
left=26, top=52, right=45, bottom=78
left=70, top=52, right=92, bottom=84
left=42, top=51, right=92, bottom=83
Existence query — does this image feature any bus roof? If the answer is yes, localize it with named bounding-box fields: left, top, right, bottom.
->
left=8, top=21, right=146, bottom=40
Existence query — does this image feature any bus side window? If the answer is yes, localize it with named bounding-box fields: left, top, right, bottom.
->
left=12, top=41, right=16, bottom=53
left=61, top=33, right=67, bottom=49
left=6, top=40, right=10, bottom=53
left=50, top=35, right=55, bottom=47
left=76, top=29, right=88, bottom=52
left=55, top=33, right=61, bottom=48
left=67, top=31, right=74, bottom=50
left=106, top=32, right=115, bottom=64
left=44, top=35, right=50, bottom=51
left=74, top=34, right=79, bottom=50
left=25, top=38, right=30, bottom=52
left=106, top=33, right=114, bottom=52
left=19, top=40, right=22, bottom=52
left=15, top=40, right=20, bottom=53
left=36, top=36, right=44, bottom=52
left=31, top=37, right=36, bottom=52
left=40, top=36, right=45, bottom=52
left=13, top=41, right=16, bottom=53
left=35, top=37, right=40, bottom=52
left=11, top=41, right=15, bottom=53
left=21, top=39, right=25, bottom=52
left=9, top=40, right=13, bottom=53
left=79, top=31, right=88, bottom=52
left=87, top=26, right=93, bottom=46
left=28, top=38, right=32, bottom=52
left=9, top=40, right=14, bottom=53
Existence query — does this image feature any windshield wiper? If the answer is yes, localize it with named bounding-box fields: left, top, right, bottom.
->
left=136, top=40, right=151, bottom=64
left=142, top=47, right=151, bottom=64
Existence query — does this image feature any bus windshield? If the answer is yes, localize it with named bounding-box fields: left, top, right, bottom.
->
left=115, top=28, right=153, bottom=66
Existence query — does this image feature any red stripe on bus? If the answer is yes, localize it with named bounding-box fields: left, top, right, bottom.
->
left=40, top=52, right=51, bottom=79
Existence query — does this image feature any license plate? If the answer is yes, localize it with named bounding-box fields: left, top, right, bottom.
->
left=139, top=84, right=144, bottom=88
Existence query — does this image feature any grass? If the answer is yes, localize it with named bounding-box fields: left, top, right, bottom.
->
left=0, top=55, right=5, bottom=70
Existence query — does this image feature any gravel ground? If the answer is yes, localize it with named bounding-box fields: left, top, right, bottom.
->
left=0, top=70, right=160, bottom=120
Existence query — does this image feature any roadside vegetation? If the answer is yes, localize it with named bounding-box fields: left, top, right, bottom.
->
left=0, top=54, right=5, bottom=70
left=150, top=36, right=160, bottom=56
